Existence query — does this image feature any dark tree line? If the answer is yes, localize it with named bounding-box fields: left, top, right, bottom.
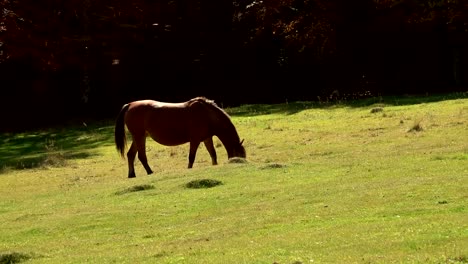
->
left=1, top=0, right=467, bottom=131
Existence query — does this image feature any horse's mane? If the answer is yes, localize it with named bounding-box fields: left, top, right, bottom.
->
left=189, top=96, right=236, bottom=126
left=189, top=96, right=229, bottom=116
left=189, top=96, right=216, bottom=106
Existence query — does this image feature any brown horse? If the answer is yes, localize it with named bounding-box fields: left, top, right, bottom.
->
left=114, top=97, right=246, bottom=178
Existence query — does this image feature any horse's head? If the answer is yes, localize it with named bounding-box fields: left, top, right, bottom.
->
left=232, top=139, right=246, bottom=158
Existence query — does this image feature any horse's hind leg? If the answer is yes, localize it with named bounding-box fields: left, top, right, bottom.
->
left=134, top=136, right=153, bottom=175
left=203, top=137, right=218, bottom=166
left=127, top=142, right=138, bottom=178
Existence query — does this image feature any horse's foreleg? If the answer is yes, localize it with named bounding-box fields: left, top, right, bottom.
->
left=203, top=137, right=218, bottom=166
left=127, top=142, right=138, bottom=178
left=135, top=136, right=153, bottom=175
left=188, top=141, right=201, bottom=168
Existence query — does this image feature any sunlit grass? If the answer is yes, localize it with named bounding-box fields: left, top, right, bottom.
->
left=0, top=94, right=467, bottom=263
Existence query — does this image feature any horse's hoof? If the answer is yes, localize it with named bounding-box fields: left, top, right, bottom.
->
left=128, top=174, right=136, bottom=178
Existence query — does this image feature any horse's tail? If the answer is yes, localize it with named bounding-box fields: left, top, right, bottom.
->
left=115, top=103, right=130, bottom=159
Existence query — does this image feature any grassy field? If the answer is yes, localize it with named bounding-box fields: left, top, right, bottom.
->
left=0, top=94, right=467, bottom=264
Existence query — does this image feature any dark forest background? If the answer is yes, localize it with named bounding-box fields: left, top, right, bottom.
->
left=1, top=0, right=468, bottom=131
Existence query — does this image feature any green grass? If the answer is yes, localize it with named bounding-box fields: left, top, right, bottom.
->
left=0, top=94, right=467, bottom=263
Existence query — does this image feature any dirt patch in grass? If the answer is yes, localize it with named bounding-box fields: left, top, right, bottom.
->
left=0, top=252, right=32, bottom=264
left=185, top=179, right=223, bottom=189
left=370, top=107, right=384, bottom=113
left=227, top=157, right=248, bottom=164
left=115, top=184, right=155, bottom=195
left=260, top=163, right=286, bottom=169
left=446, top=255, right=468, bottom=263
left=41, top=152, right=68, bottom=167
left=407, top=117, right=424, bottom=132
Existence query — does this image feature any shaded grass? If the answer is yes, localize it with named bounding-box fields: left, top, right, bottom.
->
left=0, top=121, right=114, bottom=172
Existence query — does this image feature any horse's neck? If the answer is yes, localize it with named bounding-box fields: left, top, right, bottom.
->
left=202, top=101, right=240, bottom=151
left=214, top=117, right=240, bottom=154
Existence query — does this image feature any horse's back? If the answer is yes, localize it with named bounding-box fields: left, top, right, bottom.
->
left=126, top=100, right=187, bottom=120
left=127, top=100, right=185, bottom=110
left=124, top=99, right=198, bottom=146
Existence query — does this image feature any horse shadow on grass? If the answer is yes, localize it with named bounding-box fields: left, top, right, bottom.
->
left=0, top=121, right=115, bottom=173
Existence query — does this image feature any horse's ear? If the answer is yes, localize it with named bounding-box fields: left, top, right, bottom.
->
left=240, top=139, right=244, bottom=145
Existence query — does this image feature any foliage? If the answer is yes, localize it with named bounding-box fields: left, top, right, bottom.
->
left=1, top=0, right=468, bottom=131
left=2, top=0, right=467, bottom=78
